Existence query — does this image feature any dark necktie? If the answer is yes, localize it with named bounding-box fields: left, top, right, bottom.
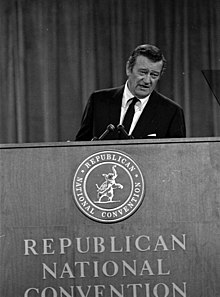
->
left=122, top=97, right=139, bottom=133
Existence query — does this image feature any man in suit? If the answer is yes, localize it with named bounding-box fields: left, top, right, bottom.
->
left=75, top=44, right=186, bottom=141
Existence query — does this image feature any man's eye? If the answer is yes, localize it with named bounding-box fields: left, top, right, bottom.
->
left=151, top=73, right=159, bottom=78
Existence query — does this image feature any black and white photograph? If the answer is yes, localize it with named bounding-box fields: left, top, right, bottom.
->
left=0, top=1, right=220, bottom=296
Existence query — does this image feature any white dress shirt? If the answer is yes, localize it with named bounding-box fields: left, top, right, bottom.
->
left=119, top=81, right=150, bottom=135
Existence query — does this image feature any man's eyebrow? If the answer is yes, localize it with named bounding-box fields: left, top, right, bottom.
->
left=138, top=68, right=160, bottom=74
left=138, top=68, right=149, bottom=72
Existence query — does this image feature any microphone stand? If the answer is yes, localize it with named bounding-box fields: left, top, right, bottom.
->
left=91, top=124, right=115, bottom=141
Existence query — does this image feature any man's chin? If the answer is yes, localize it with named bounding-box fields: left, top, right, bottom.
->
left=135, top=89, right=151, bottom=99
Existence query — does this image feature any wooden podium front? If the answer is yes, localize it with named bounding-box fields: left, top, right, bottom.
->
left=0, top=138, right=219, bottom=297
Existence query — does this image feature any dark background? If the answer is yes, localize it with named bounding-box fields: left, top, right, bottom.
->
left=0, top=0, right=220, bottom=143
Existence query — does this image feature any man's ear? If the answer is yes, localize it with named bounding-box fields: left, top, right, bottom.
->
left=126, top=61, right=131, bottom=76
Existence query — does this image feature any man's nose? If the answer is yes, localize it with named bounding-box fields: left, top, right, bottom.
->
left=143, top=73, right=151, bottom=84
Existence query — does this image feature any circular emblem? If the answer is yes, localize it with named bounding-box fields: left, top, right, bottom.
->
left=73, top=150, right=145, bottom=223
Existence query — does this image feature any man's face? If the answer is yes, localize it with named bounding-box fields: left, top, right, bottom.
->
left=126, top=55, right=163, bottom=99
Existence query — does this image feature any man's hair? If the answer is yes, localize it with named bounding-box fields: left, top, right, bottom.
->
left=127, top=44, right=167, bottom=75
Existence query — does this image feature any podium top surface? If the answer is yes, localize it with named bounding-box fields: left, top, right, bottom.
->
left=0, top=136, right=220, bottom=150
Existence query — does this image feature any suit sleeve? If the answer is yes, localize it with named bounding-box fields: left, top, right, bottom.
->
left=168, top=107, right=186, bottom=138
left=75, top=94, right=94, bottom=141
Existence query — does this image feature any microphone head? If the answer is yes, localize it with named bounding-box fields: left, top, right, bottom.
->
left=117, top=124, right=131, bottom=139
left=117, top=124, right=124, bottom=130
left=107, top=124, right=115, bottom=131
left=91, top=136, right=98, bottom=141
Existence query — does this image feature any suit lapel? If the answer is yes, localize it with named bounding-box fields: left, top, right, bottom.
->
left=109, top=86, right=124, bottom=126
left=132, top=91, right=160, bottom=138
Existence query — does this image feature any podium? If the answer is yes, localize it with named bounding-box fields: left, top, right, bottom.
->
left=0, top=138, right=219, bottom=297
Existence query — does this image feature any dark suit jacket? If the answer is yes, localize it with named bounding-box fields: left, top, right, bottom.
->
left=75, top=85, right=186, bottom=141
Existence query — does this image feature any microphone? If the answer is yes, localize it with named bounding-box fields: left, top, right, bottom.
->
left=117, top=124, right=134, bottom=139
left=91, top=136, right=98, bottom=141
left=96, top=124, right=115, bottom=140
